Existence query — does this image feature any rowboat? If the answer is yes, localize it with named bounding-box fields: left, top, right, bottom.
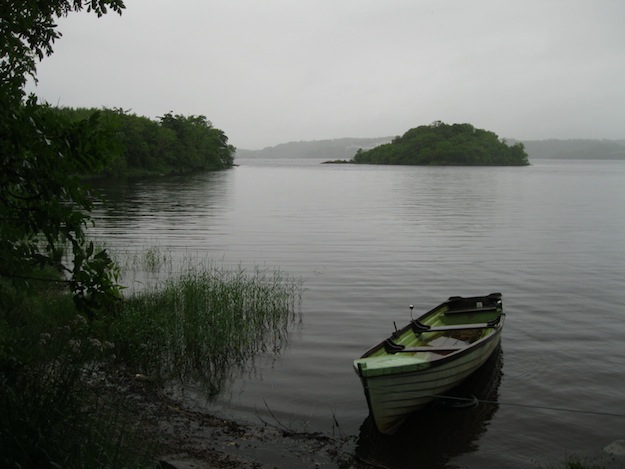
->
left=353, top=293, right=505, bottom=435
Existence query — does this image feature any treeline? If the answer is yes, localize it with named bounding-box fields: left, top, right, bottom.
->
left=55, top=107, right=236, bottom=177
left=351, top=121, right=529, bottom=166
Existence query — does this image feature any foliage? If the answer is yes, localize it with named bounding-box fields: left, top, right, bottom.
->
left=0, top=0, right=125, bottom=103
left=1, top=0, right=127, bottom=314
left=1, top=100, right=124, bottom=313
left=56, top=107, right=236, bottom=176
left=159, top=112, right=235, bottom=172
left=351, top=121, right=529, bottom=166
left=0, top=2, right=137, bottom=465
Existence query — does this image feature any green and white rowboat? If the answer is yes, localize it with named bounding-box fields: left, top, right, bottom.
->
left=354, top=293, right=505, bottom=435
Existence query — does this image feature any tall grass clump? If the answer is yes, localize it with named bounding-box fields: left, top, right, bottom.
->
left=108, top=262, right=302, bottom=395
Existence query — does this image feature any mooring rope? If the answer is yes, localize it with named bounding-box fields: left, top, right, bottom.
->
left=433, top=394, right=625, bottom=419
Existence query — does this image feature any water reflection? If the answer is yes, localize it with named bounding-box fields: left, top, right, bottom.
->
left=355, top=346, right=503, bottom=469
left=90, top=171, right=232, bottom=248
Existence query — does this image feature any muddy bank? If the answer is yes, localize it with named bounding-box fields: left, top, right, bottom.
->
left=99, top=367, right=356, bottom=468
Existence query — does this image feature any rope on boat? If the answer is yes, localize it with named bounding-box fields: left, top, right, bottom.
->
left=433, top=394, right=625, bottom=419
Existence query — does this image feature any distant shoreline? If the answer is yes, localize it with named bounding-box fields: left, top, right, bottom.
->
left=236, top=137, right=625, bottom=161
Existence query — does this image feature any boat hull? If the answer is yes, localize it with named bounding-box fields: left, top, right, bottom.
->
left=358, top=329, right=502, bottom=434
left=354, top=293, right=505, bottom=434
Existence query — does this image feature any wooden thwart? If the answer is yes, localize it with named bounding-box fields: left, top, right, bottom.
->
left=392, top=346, right=463, bottom=354
left=383, top=339, right=463, bottom=354
left=445, top=305, right=499, bottom=315
left=411, top=315, right=501, bottom=334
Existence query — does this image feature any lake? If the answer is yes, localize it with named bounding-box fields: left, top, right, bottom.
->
left=91, top=158, right=625, bottom=468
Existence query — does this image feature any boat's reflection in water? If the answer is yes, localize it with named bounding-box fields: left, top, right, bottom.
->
left=354, top=345, right=504, bottom=469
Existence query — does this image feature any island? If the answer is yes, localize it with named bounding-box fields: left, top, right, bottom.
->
left=334, top=121, right=529, bottom=166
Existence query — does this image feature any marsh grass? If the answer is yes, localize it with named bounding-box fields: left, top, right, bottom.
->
left=107, top=261, right=302, bottom=395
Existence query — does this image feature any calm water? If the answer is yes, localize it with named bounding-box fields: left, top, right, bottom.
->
left=92, top=159, right=625, bottom=468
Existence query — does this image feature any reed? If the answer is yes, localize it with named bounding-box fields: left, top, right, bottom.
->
left=107, top=261, right=302, bottom=394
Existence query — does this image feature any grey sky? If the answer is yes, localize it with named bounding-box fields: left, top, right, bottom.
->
left=27, top=0, right=625, bottom=150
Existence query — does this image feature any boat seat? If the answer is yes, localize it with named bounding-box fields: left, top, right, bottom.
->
left=386, top=344, right=464, bottom=354
left=445, top=305, right=498, bottom=315
left=412, top=315, right=501, bottom=334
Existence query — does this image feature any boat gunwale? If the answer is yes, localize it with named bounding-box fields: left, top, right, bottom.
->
left=354, top=293, right=504, bottom=378
left=356, top=321, right=504, bottom=378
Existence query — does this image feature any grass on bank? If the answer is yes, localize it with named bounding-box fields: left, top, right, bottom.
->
left=0, top=253, right=302, bottom=468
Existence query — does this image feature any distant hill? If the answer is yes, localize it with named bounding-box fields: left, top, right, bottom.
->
left=516, top=139, right=625, bottom=160
left=235, top=137, right=393, bottom=159
left=236, top=137, right=625, bottom=161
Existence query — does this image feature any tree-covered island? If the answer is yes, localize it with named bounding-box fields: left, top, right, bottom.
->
left=337, top=121, right=529, bottom=166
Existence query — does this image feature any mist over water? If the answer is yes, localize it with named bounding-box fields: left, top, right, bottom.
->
left=92, top=158, right=625, bottom=468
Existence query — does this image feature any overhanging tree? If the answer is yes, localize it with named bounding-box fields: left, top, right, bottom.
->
left=1, top=0, right=126, bottom=313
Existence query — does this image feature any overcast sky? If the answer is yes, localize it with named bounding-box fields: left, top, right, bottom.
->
left=26, top=0, right=625, bottom=150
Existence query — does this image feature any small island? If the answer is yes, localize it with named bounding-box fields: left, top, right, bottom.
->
left=337, top=121, right=529, bottom=166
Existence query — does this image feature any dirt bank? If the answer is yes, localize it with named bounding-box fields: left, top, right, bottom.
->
left=100, top=366, right=356, bottom=468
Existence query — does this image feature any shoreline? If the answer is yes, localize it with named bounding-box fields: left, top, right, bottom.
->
left=100, top=367, right=355, bottom=468
left=99, top=367, right=625, bottom=468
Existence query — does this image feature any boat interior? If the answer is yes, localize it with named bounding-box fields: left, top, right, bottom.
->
left=380, top=293, right=504, bottom=357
